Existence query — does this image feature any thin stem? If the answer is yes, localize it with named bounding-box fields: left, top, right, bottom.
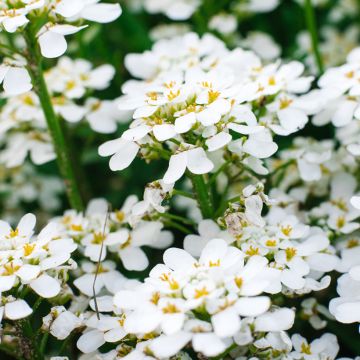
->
left=304, top=0, right=324, bottom=74
left=172, top=189, right=194, bottom=199
left=188, top=173, right=214, bottom=219
left=23, top=31, right=84, bottom=211
left=164, top=220, right=192, bottom=234
left=160, top=212, right=196, bottom=226
left=39, top=332, right=49, bottom=355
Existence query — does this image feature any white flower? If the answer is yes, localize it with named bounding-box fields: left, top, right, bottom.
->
left=38, top=24, right=88, bottom=59
left=0, top=213, right=77, bottom=320
left=290, top=333, right=339, bottom=360
left=163, top=146, right=214, bottom=184
left=114, top=238, right=291, bottom=356
left=144, top=0, right=200, bottom=20
left=209, top=13, right=237, bottom=35
left=329, top=272, right=360, bottom=323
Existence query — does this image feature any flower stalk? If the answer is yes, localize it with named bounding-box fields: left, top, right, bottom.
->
left=188, top=173, right=214, bottom=219
left=304, top=0, right=324, bottom=74
left=23, top=31, right=84, bottom=211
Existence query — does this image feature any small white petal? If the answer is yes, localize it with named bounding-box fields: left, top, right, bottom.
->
left=5, top=300, right=32, bottom=320
left=77, top=329, right=105, bottom=354
left=30, top=274, right=61, bottom=298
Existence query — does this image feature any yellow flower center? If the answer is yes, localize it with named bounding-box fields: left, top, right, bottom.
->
left=115, top=210, right=125, bottom=222
left=285, top=247, right=297, bottom=261
left=70, top=224, right=83, bottom=232
left=209, top=259, right=220, bottom=267
left=234, top=277, right=243, bottom=289
left=194, top=286, right=209, bottom=299
left=301, top=343, right=312, bottom=355
left=159, top=273, right=179, bottom=290
left=23, top=243, right=35, bottom=257
left=3, top=262, right=20, bottom=276
left=162, top=303, right=181, bottom=313
left=336, top=216, right=346, bottom=229
left=281, top=225, right=293, bottom=237
left=279, top=97, right=293, bottom=109
left=246, top=246, right=260, bottom=256
left=265, top=239, right=277, bottom=247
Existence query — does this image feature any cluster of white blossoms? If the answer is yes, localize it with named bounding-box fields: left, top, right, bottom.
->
left=312, top=48, right=360, bottom=157
left=94, top=239, right=291, bottom=358
left=0, top=0, right=121, bottom=57
left=100, top=32, right=315, bottom=184
left=0, top=0, right=121, bottom=98
left=0, top=213, right=77, bottom=321
left=52, top=196, right=173, bottom=275
left=0, top=56, right=121, bottom=167
left=2, top=0, right=360, bottom=357
left=218, top=185, right=339, bottom=294
left=0, top=163, right=64, bottom=219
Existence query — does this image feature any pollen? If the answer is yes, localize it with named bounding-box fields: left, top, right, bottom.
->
left=92, top=232, right=105, bottom=244
left=150, top=292, right=160, bottom=305
left=330, top=199, right=348, bottom=212
left=208, top=89, right=220, bottom=103
left=347, top=239, right=359, bottom=248
left=23, top=243, right=35, bottom=257
left=147, top=92, right=158, bottom=101
left=300, top=343, right=312, bottom=355
left=159, top=273, right=180, bottom=290
left=285, top=247, right=297, bottom=261
left=22, top=94, right=35, bottom=106
left=194, top=286, right=209, bottom=299
left=70, top=224, right=83, bottom=232
left=246, top=246, right=260, bottom=256
left=265, top=239, right=277, bottom=247
left=167, top=89, right=180, bottom=101
left=162, top=303, right=181, bottom=313
left=201, top=81, right=213, bottom=88
left=279, top=97, right=293, bottom=109
left=281, top=224, right=293, bottom=236
left=164, top=81, right=176, bottom=89
left=209, top=259, right=220, bottom=267
left=8, top=228, right=19, bottom=238
left=115, top=210, right=125, bottom=222
left=268, top=76, right=276, bottom=85
left=3, top=262, right=20, bottom=276
left=118, top=313, right=126, bottom=327
left=120, top=236, right=131, bottom=249
left=336, top=216, right=346, bottom=229
left=65, top=80, right=76, bottom=90
left=234, top=276, right=243, bottom=288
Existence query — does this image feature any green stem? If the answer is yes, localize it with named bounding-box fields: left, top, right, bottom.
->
left=23, top=31, right=84, bottom=211
left=39, top=332, right=49, bottom=355
left=172, top=189, right=194, bottom=199
left=188, top=174, right=214, bottom=219
left=164, top=220, right=192, bottom=234
left=304, top=0, right=324, bottom=74
left=160, top=212, right=196, bottom=226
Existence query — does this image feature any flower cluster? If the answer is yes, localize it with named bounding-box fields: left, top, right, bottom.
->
left=0, top=56, right=121, bottom=167
left=0, top=0, right=360, bottom=359
left=100, top=32, right=314, bottom=184
left=52, top=196, right=173, bottom=275
left=0, top=213, right=77, bottom=320
left=0, top=0, right=121, bottom=57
